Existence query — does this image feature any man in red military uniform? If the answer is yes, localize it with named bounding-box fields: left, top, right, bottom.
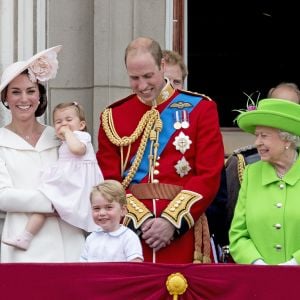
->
left=97, top=37, right=224, bottom=263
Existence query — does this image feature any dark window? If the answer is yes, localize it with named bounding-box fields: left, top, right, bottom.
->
left=187, top=1, right=300, bottom=127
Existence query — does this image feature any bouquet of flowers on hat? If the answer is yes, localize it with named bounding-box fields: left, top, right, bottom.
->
left=28, top=50, right=59, bottom=83
left=233, top=91, right=260, bottom=123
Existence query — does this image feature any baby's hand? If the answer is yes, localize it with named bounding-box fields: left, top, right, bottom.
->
left=57, top=125, right=71, bottom=139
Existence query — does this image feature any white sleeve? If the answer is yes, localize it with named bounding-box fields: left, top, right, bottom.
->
left=124, top=229, right=144, bottom=261
left=0, top=158, right=53, bottom=213
left=279, top=258, right=298, bottom=266
left=252, top=259, right=267, bottom=265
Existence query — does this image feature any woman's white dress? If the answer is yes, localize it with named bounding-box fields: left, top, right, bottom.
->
left=0, top=126, right=85, bottom=262
left=38, top=131, right=103, bottom=232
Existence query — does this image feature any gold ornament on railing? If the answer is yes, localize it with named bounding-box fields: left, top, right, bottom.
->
left=166, top=272, right=188, bottom=300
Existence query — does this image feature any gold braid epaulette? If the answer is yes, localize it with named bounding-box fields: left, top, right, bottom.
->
left=101, top=107, right=160, bottom=189
left=236, top=153, right=246, bottom=184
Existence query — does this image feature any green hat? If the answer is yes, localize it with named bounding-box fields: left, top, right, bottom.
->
left=237, top=98, right=300, bottom=136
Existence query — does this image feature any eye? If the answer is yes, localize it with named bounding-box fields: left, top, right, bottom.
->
left=144, top=73, right=153, bottom=79
left=173, top=80, right=182, bottom=86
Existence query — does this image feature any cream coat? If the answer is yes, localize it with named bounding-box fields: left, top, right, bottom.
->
left=0, top=126, right=85, bottom=262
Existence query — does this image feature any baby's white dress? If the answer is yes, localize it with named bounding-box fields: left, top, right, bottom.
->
left=38, top=131, right=103, bottom=232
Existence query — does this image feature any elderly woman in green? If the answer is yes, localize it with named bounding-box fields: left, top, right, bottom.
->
left=229, top=99, right=300, bottom=265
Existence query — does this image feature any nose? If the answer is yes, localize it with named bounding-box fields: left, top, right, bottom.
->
left=20, top=91, right=29, bottom=101
left=137, top=78, right=148, bottom=91
left=254, top=136, right=262, bottom=147
left=98, top=208, right=106, bottom=215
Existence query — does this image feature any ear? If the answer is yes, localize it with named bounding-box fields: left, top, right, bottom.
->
left=284, top=140, right=292, bottom=149
left=160, top=58, right=165, bottom=72
left=121, top=204, right=127, bottom=217
left=79, top=120, right=86, bottom=131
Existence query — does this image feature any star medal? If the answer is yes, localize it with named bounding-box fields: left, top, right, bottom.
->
left=174, top=157, right=191, bottom=177
left=173, top=131, right=192, bottom=154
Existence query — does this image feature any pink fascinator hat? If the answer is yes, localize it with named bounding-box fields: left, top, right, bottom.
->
left=0, top=45, right=62, bottom=99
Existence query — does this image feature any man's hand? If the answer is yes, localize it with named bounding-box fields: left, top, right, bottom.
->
left=141, top=218, right=175, bottom=251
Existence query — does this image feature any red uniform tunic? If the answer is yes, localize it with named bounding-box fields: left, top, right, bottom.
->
left=97, top=86, right=224, bottom=263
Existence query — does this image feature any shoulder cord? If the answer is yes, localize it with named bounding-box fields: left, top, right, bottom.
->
left=236, top=153, right=246, bottom=184
left=102, top=107, right=162, bottom=188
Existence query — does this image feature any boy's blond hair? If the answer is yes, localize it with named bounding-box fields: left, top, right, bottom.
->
left=90, top=179, right=126, bottom=205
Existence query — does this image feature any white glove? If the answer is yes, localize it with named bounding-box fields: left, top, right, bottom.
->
left=252, top=259, right=267, bottom=265
left=279, top=258, right=298, bottom=266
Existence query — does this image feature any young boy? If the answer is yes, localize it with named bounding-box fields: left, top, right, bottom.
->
left=80, top=180, right=143, bottom=262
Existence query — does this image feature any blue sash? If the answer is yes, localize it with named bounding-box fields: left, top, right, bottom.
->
left=125, top=93, right=203, bottom=184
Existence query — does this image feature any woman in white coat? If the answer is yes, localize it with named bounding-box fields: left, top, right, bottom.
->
left=0, top=46, right=85, bottom=262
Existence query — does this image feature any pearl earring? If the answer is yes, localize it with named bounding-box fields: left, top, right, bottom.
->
left=3, top=100, right=8, bottom=107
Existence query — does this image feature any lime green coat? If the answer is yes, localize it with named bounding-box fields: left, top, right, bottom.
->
left=229, top=156, right=300, bottom=265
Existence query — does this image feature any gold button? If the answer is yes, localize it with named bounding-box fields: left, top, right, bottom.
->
left=274, top=224, right=281, bottom=229
left=275, top=244, right=282, bottom=251
left=153, top=179, right=159, bottom=184
left=155, top=162, right=160, bottom=167
left=153, top=169, right=159, bottom=175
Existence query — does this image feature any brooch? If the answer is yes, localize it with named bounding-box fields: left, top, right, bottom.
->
left=173, top=131, right=192, bottom=154
left=174, top=157, right=191, bottom=177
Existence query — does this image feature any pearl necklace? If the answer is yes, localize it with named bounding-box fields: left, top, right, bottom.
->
left=276, top=151, right=298, bottom=179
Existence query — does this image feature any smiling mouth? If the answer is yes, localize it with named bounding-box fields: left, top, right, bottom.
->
left=17, top=105, right=31, bottom=110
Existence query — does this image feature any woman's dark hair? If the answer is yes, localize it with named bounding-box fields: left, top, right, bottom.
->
left=1, top=69, right=48, bottom=117
left=35, top=83, right=47, bottom=117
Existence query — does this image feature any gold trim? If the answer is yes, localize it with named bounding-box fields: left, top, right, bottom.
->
left=102, top=107, right=161, bottom=188
left=236, top=153, right=246, bottom=183
left=156, top=78, right=175, bottom=105
left=161, top=190, right=202, bottom=228
left=123, top=194, right=153, bottom=229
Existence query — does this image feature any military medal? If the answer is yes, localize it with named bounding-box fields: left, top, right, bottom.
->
left=174, top=157, right=191, bottom=177
left=174, top=122, right=181, bottom=130
left=173, top=111, right=182, bottom=129
left=181, top=110, right=190, bottom=129
left=173, top=131, right=192, bottom=154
